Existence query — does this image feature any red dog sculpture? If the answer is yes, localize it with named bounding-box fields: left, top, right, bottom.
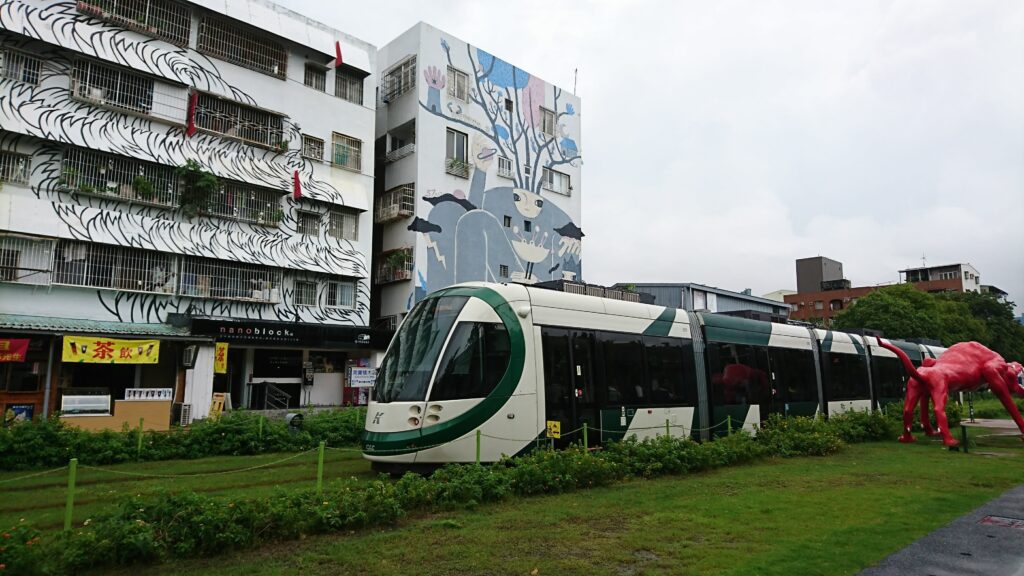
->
left=877, top=337, right=1024, bottom=446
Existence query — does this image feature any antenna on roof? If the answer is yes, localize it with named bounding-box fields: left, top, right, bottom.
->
left=573, top=68, right=578, bottom=94
left=921, top=254, right=927, bottom=267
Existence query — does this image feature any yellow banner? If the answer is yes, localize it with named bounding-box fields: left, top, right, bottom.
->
left=214, top=342, right=229, bottom=374
left=62, top=336, right=160, bottom=364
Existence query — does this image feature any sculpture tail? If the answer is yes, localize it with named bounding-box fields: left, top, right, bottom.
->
left=876, top=337, right=926, bottom=384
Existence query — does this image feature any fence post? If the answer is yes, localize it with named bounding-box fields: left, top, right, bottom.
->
left=316, top=441, right=325, bottom=496
left=727, top=415, right=732, bottom=436
left=665, top=419, right=671, bottom=437
left=258, top=415, right=264, bottom=444
left=582, top=422, right=588, bottom=448
left=64, top=458, right=78, bottom=531
left=960, top=424, right=969, bottom=453
left=475, top=430, right=482, bottom=465
left=137, top=418, right=145, bottom=460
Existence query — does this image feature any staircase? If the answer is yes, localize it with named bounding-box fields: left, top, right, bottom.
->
left=264, top=383, right=291, bottom=410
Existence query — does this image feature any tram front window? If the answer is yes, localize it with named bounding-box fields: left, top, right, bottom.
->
left=374, top=296, right=469, bottom=403
left=429, top=322, right=510, bottom=401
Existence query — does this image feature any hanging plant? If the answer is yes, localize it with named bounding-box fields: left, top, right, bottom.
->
left=176, top=160, right=219, bottom=218
left=132, top=175, right=155, bottom=200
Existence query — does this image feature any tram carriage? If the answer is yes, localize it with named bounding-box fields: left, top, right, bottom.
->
left=363, top=282, right=942, bottom=469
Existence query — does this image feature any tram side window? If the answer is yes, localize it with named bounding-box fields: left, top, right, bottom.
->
left=707, top=343, right=768, bottom=406
left=770, top=348, right=817, bottom=403
left=825, top=352, right=869, bottom=401
left=596, top=331, right=644, bottom=404
left=644, top=336, right=696, bottom=405
left=541, top=328, right=573, bottom=410
left=873, top=357, right=905, bottom=399
left=429, top=322, right=510, bottom=401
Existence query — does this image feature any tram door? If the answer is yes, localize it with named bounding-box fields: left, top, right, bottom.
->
left=541, top=328, right=598, bottom=448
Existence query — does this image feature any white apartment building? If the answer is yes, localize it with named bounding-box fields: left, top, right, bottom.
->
left=899, top=263, right=982, bottom=293
left=0, top=0, right=382, bottom=423
left=373, top=23, right=583, bottom=328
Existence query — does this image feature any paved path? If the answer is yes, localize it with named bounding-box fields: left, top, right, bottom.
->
left=858, top=485, right=1024, bottom=576
left=965, top=418, right=1022, bottom=431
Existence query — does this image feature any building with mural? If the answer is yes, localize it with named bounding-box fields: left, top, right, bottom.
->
left=372, top=23, right=583, bottom=328
left=0, top=0, right=383, bottom=425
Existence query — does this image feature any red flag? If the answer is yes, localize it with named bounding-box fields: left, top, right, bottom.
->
left=335, top=41, right=343, bottom=68
left=186, top=92, right=198, bottom=136
left=293, top=170, right=302, bottom=200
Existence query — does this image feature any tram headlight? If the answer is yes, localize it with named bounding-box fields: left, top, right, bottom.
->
left=408, top=417, right=421, bottom=426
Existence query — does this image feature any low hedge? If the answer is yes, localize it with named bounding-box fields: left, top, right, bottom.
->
left=0, top=409, right=366, bottom=471
left=1, top=411, right=901, bottom=574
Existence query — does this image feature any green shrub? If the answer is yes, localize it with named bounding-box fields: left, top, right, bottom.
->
left=820, top=410, right=899, bottom=443
left=757, top=415, right=844, bottom=457
left=882, top=399, right=963, bottom=432
left=0, top=521, right=46, bottom=575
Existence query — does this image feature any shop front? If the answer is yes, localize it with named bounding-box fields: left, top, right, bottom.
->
left=0, top=335, right=55, bottom=425
left=189, top=318, right=389, bottom=415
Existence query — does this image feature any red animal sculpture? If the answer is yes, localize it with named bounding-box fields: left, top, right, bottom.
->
left=877, top=337, right=1024, bottom=446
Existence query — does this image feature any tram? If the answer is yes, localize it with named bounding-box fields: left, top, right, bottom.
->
left=362, top=282, right=942, bottom=468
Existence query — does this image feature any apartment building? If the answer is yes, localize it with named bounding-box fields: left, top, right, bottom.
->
left=372, top=23, right=583, bottom=328
left=0, top=0, right=382, bottom=424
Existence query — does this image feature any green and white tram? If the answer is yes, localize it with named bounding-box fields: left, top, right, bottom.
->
left=363, top=282, right=938, bottom=469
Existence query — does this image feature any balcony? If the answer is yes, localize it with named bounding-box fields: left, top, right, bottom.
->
left=384, top=143, right=415, bottom=164
left=445, top=157, right=470, bottom=179
left=375, top=185, right=415, bottom=224
left=376, top=248, right=413, bottom=284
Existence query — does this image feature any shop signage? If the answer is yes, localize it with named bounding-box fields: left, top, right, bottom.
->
left=214, top=342, right=229, bottom=374
left=348, top=367, right=377, bottom=388
left=62, top=336, right=160, bottom=364
left=0, top=339, right=29, bottom=362
left=190, top=319, right=390, bottom=348
left=3, top=404, right=34, bottom=426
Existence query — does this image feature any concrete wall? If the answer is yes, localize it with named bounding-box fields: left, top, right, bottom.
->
left=61, top=400, right=173, bottom=431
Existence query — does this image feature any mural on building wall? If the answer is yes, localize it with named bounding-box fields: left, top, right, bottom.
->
left=412, top=37, right=583, bottom=301
left=0, top=0, right=370, bottom=325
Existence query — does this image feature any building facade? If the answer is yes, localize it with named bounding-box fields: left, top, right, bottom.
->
left=796, top=256, right=844, bottom=294
left=373, top=23, right=583, bottom=327
left=899, top=263, right=981, bottom=293
left=0, top=0, right=381, bottom=423
left=615, top=283, right=791, bottom=323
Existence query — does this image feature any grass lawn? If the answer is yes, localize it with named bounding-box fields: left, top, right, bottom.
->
left=107, top=437, right=1024, bottom=576
left=0, top=447, right=374, bottom=532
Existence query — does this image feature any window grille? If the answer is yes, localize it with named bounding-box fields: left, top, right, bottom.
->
left=375, top=248, right=413, bottom=284
left=296, top=211, right=320, bottom=236
left=497, top=156, right=513, bottom=179
left=294, top=280, right=316, bottom=306
left=540, top=108, right=556, bottom=137
left=301, top=134, right=324, bottom=161
left=331, top=133, right=361, bottom=171
left=447, top=66, right=468, bottom=101
left=499, top=264, right=509, bottom=278
left=375, top=185, right=415, bottom=224
left=304, top=64, right=326, bottom=92
left=376, top=315, right=397, bottom=332
left=76, top=0, right=191, bottom=47
left=381, top=56, right=415, bottom=103
left=180, top=257, right=282, bottom=302
left=71, top=59, right=188, bottom=123
left=503, top=215, right=511, bottom=227
left=0, top=235, right=54, bottom=285
left=197, top=15, right=287, bottom=79
left=329, top=210, right=359, bottom=241
left=194, top=93, right=285, bottom=148
left=0, top=49, right=42, bottom=85
left=335, top=70, right=364, bottom=105
left=60, top=147, right=179, bottom=207
left=0, top=151, right=31, bottom=184
left=542, top=167, right=570, bottom=195
left=54, top=240, right=177, bottom=294
left=325, top=279, right=355, bottom=308
left=206, top=181, right=283, bottom=226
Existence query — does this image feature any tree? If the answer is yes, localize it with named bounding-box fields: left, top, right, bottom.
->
left=831, top=284, right=943, bottom=340
left=936, top=291, right=1024, bottom=361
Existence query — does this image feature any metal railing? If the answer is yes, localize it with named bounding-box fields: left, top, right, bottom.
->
left=197, top=15, right=286, bottom=79
left=375, top=185, right=415, bottom=224
left=264, top=383, right=291, bottom=410
left=380, top=57, right=416, bottom=103
left=335, top=70, right=364, bottom=105
left=331, top=138, right=362, bottom=172
left=53, top=240, right=177, bottom=294
left=445, top=158, right=470, bottom=178
left=60, top=146, right=179, bottom=207
left=0, top=49, right=42, bottom=85
left=0, top=234, right=54, bottom=285
left=76, top=0, right=191, bottom=47
left=0, top=151, right=31, bottom=184
left=375, top=249, right=413, bottom=284
left=179, top=257, right=283, bottom=303
left=71, top=59, right=188, bottom=123
left=205, top=181, right=283, bottom=226
left=384, top=143, right=415, bottom=163
left=194, top=93, right=285, bottom=149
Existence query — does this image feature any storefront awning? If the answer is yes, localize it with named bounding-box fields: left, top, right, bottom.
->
left=0, top=314, right=197, bottom=339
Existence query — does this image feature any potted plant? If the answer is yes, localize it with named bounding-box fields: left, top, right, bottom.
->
left=132, top=175, right=155, bottom=200
left=176, top=160, right=219, bottom=218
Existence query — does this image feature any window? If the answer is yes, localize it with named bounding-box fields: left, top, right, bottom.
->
left=540, top=107, right=556, bottom=136
left=445, top=128, right=468, bottom=177
left=769, top=348, right=818, bottom=406
left=0, top=235, right=53, bottom=285
left=54, top=241, right=176, bottom=294
left=429, top=322, right=510, bottom=401
left=194, top=93, right=285, bottom=148
left=447, top=66, right=468, bottom=101
left=72, top=59, right=155, bottom=115
left=332, top=133, right=362, bottom=171
left=179, top=257, right=283, bottom=302
left=205, top=181, right=283, bottom=226
left=2, top=338, right=45, bottom=392
left=644, top=336, right=697, bottom=406
left=328, top=210, right=359, bottom=241
left=294, top=280, right=317, bottom=306
left=0, top=49, right=42, bottom=85
left=197, top=15, right=286, bottom=78
left=598, top=332, right=645, bottom=404
left=824, top=352, right=869, bottom=401
left=301, top=135, right=324, bottom=161
left=523, top=221, right=532, bottom=232
left=304, top=65, right=326, bottom=92
left=872, top=356, right=906, bottom=403
left=335, top=70, right=364, bottom=104
left=504, top=98, right=513, bottom=114
left=59, top=147, right=179, bottom=207
left=326, top=279, right=356, bottom=308
left=375, top=185, right=415, bottom=223
left=706, top=342, right=770, bottom=409
left=0, top=151, right=31, bottom=185
left=297, top=211, right=320, bottom=236
left=499, top=264, right=509, bottom=278
left=542, top=167, right=570, bottom=195
left=76, top=0, right=191, bottom=46
left=497, top=156, right=514, bottom=179
left=382, top=56, right=416, bottom=102
left=814, top=301, right=824, bottom=311
left=503, top=215, right=511, bottom=228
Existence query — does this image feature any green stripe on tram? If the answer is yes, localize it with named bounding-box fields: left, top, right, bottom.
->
left=362, top=286, right=527, bottom=457
left=702, top=313, right=772, bottom=347
left=643, top=307, right=676, bottom=337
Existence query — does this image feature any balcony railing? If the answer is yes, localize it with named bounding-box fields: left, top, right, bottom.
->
left=376, top=249, right=413, bottom=284
left=384, top=143, right=415, bottom=163
left=445, top=158, right=470, bottom=179
left=375, top=185, right=415, bottom=224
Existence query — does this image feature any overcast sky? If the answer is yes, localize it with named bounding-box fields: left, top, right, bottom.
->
left=282, top=0, right=1024, bottom=312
